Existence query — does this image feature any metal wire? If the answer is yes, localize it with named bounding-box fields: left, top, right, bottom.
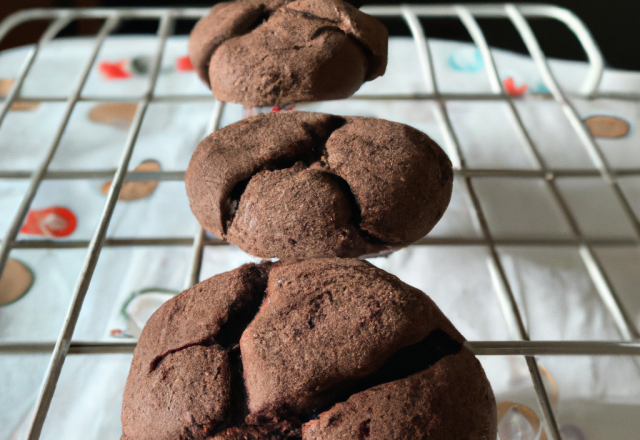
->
left=2, top=340, right=640, bottom=356
left=0, top=4, right=638, bottom=440
left=5, top=90, right=640, bottom=102
left=459, top=5, right=640, bottom=342
left=504, top=5, right=640, bottom=341
left=8, top=166, right=640, bottom=182
left=398, top=4, right=626, bottom=440
left=19, top=12, right=172, bottom=440
left=8, top=235, right=640, bottom=250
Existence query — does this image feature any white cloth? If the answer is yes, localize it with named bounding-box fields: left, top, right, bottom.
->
left=2, top=35, right=640, bottom=440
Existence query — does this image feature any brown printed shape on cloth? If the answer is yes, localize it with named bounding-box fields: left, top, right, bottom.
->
left=0, top=78, right=40, bottom=111
left=0, top=259, right=34, bottom=306
left=101, top=160, right=160, bottom=201
left=121, top=259, right=496, bottom=440
left=188, top=0, right=388, bottom=106
left=185, top=111, right=453, bottom=260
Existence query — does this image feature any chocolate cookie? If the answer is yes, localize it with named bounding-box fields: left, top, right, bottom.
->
left=185, top=111, right=453, bottom=260
left=189, top=0, right=388, bottom=106
left=121, top=258, right=496, bottom=440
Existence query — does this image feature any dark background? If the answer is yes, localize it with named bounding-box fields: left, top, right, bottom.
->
left=1, top=0, right=639, bottom=71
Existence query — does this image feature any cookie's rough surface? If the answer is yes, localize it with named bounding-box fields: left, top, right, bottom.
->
left=189, top=0, right=388, bottom=106
left=185, top=112, right=453, bottom=260
left=302, top=347, right=497, bottom=440
left=121, top=345, right=230, bottom=440
left=240, top=258, right=463, bottom=416
left=121, top=259, right=496, bottom=440
left=121, top=263, right=271, bottom=440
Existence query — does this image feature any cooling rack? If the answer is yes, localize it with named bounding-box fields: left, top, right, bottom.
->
left=0, top=3, right=639, bottom=440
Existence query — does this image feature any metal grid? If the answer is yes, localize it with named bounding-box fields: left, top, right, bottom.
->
left=0, top=4, right=639, bottom=440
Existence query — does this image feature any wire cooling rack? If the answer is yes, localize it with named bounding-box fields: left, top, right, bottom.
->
left=0, top=4, right=639, bottom=440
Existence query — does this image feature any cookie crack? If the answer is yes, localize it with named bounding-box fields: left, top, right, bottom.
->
left=218, top=416, right=303, bottom=439
left=225, top=157, right=302, bottom=234
left=224, top=116, right=399, bottom=250
left=149, top=264, right=271, bottom=372
left=315, top=329, right=462, bottom=410
left=281, top=6, right=376, bottom=79
left=205, top=1, right=309, bottom=65
left=144, top=265, right=274, bottom=437
left=223, top=116, right=347, bottom=233
left=282, top=7, right=341, bottom=25
left=149, top=339, right=217, bottom=372
left=202, top=5, right=272, bottom=79
left=226, top=346, right=251, bottom=430
left=325, top=172, right=392, bottom=248
left=244, top=330, right=461, bottom=436
left=309, top=25, right=343, bottom=41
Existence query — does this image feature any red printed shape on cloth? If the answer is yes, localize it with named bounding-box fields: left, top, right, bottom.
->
left=270, top=105, right=295, bottom=113
left=98, top=60, right=132, bottom=79
left=175, top=55, right=194, bottom=71
left=503, top=77, right=528, bottom=95
left=20, top=206, right=77, bottom=238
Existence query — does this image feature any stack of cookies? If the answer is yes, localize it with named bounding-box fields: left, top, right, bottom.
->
left=121, top=1, right=498, bottom=439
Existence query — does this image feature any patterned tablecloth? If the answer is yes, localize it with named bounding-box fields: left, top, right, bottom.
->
left=1, top=35, right=640, bottom=440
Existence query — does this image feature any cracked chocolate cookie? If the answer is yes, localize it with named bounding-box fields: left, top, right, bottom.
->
left=185, top=111, right=453, bottom=260
left=189, top=0, right=388, bottom=106
left=121, top=258, right=497, bottom=440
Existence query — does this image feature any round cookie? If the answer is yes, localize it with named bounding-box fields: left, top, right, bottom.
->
left=185, top=111, right=453, bottom=260
left=121, top=259, right=496, bottom=440
left=189, top=0, right=388, bottom=106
